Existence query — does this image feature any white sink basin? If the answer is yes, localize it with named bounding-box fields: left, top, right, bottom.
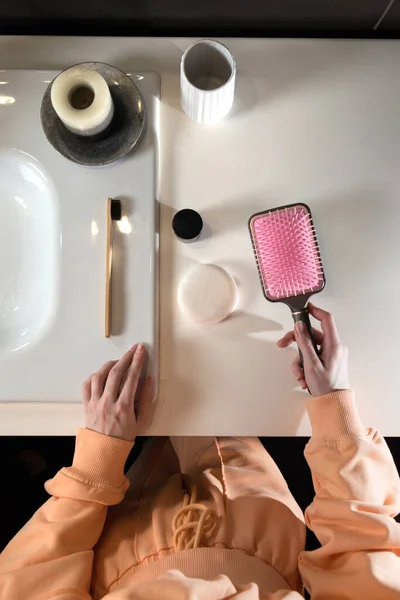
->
left=0, top=70, right=159, bottom=403
left=0, top=149, right=59, bottom=353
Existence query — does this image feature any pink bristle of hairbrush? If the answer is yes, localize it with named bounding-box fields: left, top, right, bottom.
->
left=251, top=205, right=324, bottom=300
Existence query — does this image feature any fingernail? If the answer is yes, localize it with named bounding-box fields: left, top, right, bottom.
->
left=137, top=343, right=145, bottom=354
left=295, top=322, right=304, bottom=334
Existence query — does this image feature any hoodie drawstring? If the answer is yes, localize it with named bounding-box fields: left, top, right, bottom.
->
left=172, top=484, right=218, bottom=551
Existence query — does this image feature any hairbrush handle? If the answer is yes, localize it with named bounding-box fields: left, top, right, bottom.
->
left=291, top=309, right=319, bottom=389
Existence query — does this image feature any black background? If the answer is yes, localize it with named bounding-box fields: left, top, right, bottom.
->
left=0, top=0, right=399, bottom=36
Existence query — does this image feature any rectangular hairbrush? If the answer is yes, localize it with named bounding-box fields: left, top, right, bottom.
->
left=248, top=203, right=325, bottom=360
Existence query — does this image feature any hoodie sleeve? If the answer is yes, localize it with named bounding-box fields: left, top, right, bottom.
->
left=299, top=390, right=400, bottom=599
left=0, top=428, right=133, bottom=600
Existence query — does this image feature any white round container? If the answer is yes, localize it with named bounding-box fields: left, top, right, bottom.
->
left=178, top=263, right=237, bottom=324
left=50, top=65, right=114, bottom=137
left=180, top=40, right=236, bottom=125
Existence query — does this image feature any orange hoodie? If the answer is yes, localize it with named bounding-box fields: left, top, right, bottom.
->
left=1, top=391, right=400, bottom=599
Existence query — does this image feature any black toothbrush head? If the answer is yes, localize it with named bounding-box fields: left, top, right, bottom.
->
left=110, top=198, right=122, bottom=221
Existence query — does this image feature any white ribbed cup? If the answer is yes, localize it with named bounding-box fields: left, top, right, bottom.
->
left=180, top=40, right=236, bottom=124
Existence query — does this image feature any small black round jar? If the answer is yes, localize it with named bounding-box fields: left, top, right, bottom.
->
left=172, top=209, right=203, bottom=242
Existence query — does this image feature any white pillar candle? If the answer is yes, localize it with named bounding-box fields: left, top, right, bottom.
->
left=50, top=65, right=114, bottom=137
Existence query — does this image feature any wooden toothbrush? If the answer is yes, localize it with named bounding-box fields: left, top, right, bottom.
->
left=105, top=197, right=122, bottom=338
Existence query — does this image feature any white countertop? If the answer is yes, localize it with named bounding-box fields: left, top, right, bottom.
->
left=1, top=36, right=399, bottom=436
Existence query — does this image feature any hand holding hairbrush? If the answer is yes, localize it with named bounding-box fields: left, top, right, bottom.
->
left=277, top=303, right=350, bottom=396
left=248, top=203, right=325, bottom=370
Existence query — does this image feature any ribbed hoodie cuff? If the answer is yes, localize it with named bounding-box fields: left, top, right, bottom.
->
left=71, top=428, right=134, bottom=487
left=45, top=428, right=134, bottom=505
left=306, top=390, right=368, bottom=442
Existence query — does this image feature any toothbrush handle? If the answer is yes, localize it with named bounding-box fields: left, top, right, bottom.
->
left=105, top=198, right=112, bottom=338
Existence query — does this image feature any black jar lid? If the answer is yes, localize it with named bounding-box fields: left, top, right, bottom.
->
left=172, top=209, right=203, bottom=241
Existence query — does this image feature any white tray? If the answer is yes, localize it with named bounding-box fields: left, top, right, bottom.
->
left=0, top=70, right=160, bottom=402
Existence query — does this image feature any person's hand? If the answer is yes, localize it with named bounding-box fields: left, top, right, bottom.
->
left=82, top=343, right=154, bottom=441
left=277, top=303, right=350, bottom=397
